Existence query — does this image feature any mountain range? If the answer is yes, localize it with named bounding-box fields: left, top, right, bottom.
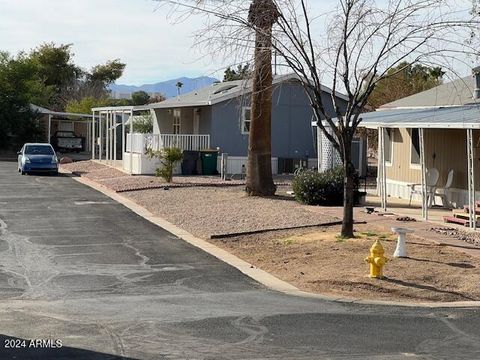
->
left=109, top=76, right=219, bottom=99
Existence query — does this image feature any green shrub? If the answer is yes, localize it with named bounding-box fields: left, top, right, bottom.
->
left=132, top=114, right=153, bottom=133
left=145, top=147, right=183, bottom=183
left=292, top=166, right=358, bottom=206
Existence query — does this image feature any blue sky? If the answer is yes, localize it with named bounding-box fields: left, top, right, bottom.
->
left=0, top=0, right=224, bottom=85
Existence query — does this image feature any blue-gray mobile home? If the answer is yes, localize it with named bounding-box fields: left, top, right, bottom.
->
left=149, top=74, right=349, bottom=174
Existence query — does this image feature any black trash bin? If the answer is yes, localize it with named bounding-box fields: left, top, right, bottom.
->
left=181, top=150, right=200, bottom=175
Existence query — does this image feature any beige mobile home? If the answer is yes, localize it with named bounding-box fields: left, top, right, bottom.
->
left=362, top=107, right=480, bottom=208
left=315, top=69, right=480, bottom=229
left=361, top=69, right=480, bottom=229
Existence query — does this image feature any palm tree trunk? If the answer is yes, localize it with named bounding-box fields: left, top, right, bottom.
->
left=246, top=0, right=278, bottom=196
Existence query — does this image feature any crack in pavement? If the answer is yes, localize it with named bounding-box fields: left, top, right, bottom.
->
left=0, top=218, right=60, bottom=299
left=0, top=216, right=215, bottom=300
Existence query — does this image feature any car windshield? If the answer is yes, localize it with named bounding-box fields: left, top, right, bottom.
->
left=24, top=145, right=54, bottom=155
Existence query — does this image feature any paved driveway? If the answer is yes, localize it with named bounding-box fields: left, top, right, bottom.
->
left=0, top=161, right=480, bottom=359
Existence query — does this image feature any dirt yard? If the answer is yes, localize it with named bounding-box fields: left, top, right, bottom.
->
left=211, top=224, right=480, bottom=303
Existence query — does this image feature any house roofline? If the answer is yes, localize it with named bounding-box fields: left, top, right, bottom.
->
left=147, top=73, right=349, bottom=110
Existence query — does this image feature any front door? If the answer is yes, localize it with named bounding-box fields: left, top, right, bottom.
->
left=193, top=108, right=200, bottom=135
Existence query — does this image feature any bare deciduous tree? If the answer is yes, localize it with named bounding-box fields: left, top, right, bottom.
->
left=155, top=0, right=478, bottom=237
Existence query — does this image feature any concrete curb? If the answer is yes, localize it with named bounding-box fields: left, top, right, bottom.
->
left=68, top=173, right=480, bottom=309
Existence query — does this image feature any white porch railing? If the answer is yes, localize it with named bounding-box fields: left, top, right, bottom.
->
left=160, top=134, right=211, bottom=152
left=126, top=133, right=211, bottom=154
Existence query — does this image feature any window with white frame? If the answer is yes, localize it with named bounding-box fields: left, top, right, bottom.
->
left=241, top=107, right=251, bottom=134
left=173, top=109, right=181, bottom=134
left=410, top=128, right=420, bottom=166
left=384, top=128, right=393, bottom=165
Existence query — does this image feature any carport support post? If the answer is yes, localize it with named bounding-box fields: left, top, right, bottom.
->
left=108, top=111, right=112, bottom=164
left=86, top=119, right=90, bottom=154
left=110, top=111, right=114, bottom=164
left=105, top=112, right=108, bottom=163
left=121, top=111, right=126, bottom=156
left=129, top=110, right=133, bottom=175
left=382, top=130, right=387, bottom=211
left=467, top=129, right=476, bottom=230
left=99, top=113, right=103, bottom=161
left=377, top=127, right=382, bottom=205
left=378, top=127, right=387, bottom=211
left=47, top=114, right=52, bottom=143
left=113, top=111, right=117, bottom=163
left=109, top=111, right=112, bottom=164
left=419, top=128, right=427, bottom=221
left=91, top=111, right=95, bottom=160
left=105, top=112, right=109, bottom=164
left=108, top=111, right=111, bottom=164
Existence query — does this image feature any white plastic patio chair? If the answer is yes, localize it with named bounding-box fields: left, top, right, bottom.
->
left=408, top=168, right=439, bottom=207
left=433, top=169, right=454, bottom=208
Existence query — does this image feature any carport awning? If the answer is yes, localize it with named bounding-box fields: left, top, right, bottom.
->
left=312, top=105, right=480, bottom=129
left=355, top=105, right=480, bottom=129
left=31, top=104, right=91, bottom=119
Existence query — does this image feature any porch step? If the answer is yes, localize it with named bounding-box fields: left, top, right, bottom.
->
left=463, top=205, right=480, bottom=214
left=443, top=216, right=470, bottom=226
left=453, top=211, right=480, bottom=221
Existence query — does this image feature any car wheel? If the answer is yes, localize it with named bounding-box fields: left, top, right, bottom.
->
left=51, top=171, right=59, bottom=176
left=21, top=170, right=26, bottom=175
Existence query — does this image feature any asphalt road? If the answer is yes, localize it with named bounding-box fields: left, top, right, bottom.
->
left=0, top=161, right=479, bottom=359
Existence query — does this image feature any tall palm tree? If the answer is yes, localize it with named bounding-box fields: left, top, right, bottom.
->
left=176, top=81, right=183, bottom=96
left=245, top=0, right=278, bottom=196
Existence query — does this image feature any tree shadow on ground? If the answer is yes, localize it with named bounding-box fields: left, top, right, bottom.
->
left=0, top=335, right=137, bottom=360
left=406, top=256, right=476, bottom=269
left=433, top=242, right=480, bottom=252
left=382, top=277, right=477, bottom=301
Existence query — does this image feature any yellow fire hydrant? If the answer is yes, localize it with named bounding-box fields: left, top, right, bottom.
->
left=365, top=240, right=388, bottom=278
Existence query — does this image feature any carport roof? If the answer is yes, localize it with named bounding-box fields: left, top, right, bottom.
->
left=31, top=104, right=92, bottom=118
left=90, top=105, right=151, bottom=112
left=341, top=105, right=480, bottom=129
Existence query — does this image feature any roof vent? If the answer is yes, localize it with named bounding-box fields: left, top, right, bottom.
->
left=473, top=66, right=480, bottom=100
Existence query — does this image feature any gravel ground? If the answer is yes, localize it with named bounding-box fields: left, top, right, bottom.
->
left=429, top=227, right=480, bottom=247
left=100, top=175, right=247, bottom=192
left=60, top=160, right=127, bottom=180
left=59, top=161, right=329, bottom=238
left=60, top=161, right=288, bottom=192
left=124, top=187, right=339, bottom=238
left=60, top=161, right=106, bottom=173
